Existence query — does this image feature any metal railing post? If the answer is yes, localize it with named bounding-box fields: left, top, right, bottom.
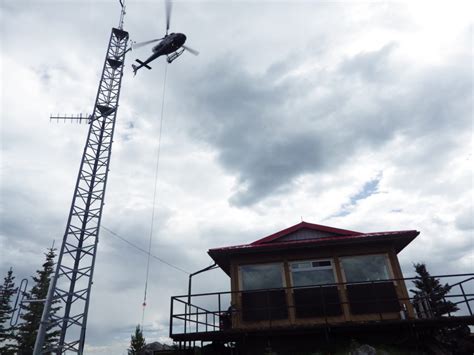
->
left=169, top=297, right=174, bottom=337
left=218, top=293, right=221, bottom=314
left=321, top=285, right=327, bottom=325
left=459, top=284, right=472, bottom=315
left=196, top=306, right=199, bottom=333
left=443, top=296, right=451, bottom=317
left=372, top=281, right=382, bottom=321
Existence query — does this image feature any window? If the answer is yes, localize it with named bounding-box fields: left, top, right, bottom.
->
left=340, top=254, right=391, bottom=283
left=239, top=263, right=284, bottom=291
left=290, top=259, right=336, bottom=287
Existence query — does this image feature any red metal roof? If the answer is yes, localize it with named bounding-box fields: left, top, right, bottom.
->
left=208, top=222, right=420, bottom=275
left=211, top=229, right=418, bottom=253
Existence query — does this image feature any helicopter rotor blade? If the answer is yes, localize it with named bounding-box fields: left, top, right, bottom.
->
left=132, top=38, right=164, bottom=49
left=165, top=0, right=172, bottom=34
left=182, top=45, right=199, bottom=56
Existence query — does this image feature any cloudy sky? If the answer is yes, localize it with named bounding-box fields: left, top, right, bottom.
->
left=1, top=0, right=473, bottom=353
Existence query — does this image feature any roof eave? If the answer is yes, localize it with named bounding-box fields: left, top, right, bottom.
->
left=208, top=231, right=419, bottom=275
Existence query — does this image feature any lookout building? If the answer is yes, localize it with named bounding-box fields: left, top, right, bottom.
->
left=169, top=221, right=474, bottom=354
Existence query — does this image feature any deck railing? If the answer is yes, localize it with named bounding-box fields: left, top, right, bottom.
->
left=170, top=273, right=474, bottom=338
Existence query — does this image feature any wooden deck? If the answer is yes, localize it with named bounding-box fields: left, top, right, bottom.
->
left=171, top=315, right=474, bottom=342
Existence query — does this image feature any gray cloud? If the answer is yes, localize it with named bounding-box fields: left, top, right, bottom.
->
left=340, top=42, right=398, bottom=82
left=456, top=208, right=474, bottom=231
left=179, top=41, right=471, bottom=207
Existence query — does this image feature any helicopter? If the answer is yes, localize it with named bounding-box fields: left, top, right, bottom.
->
left=132, top=0, right=198, bottom=75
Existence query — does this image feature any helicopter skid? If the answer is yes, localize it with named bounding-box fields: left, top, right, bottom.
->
left=167, top=48, right=185, bottom=63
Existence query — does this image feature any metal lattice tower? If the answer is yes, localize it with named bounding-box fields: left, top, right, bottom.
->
left=34, top=6, right=129, bottom=354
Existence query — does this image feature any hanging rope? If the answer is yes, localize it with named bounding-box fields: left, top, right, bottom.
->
left=141, top=62, right=169, bottom=330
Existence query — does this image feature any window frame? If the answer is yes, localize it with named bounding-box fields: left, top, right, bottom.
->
left=289, top=258, right=338, bottom=288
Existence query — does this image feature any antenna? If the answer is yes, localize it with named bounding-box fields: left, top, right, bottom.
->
left=50, top=114, right=91, bottom=124
left=118, top=0, right=126, bottom=30
left=33, top=3, right=131, bottom=353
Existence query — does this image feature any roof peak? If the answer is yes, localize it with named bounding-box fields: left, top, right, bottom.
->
left=251, top=221, right=362, bottom=245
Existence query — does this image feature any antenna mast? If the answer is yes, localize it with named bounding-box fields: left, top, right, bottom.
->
left=34, top=1, right=129, bottom=353
left=118, top=0, right=126, bottom=30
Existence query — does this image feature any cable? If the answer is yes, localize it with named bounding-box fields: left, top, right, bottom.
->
left=142, top=62, right=169, bottom=330
left=100, top=225, right=189, bottom=274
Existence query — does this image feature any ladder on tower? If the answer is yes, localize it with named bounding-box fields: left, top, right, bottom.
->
left=34, top=7, right=130, bottom=354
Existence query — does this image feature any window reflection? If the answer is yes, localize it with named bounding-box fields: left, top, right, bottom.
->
left=240, top=263, right=284, bottom=291
left=341, top=254, right=390, bottom=282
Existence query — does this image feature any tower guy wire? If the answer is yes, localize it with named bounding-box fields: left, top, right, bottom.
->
left=101, top=225, right=189, bottom=274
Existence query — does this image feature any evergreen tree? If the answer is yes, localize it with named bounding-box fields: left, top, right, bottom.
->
left=0, top=268, right=16, bottom=354
left=128, top=325, right=146, bottom=355
left=410, top=262, right=459, bottom=317
left=15, top=247, right=60, bottom=354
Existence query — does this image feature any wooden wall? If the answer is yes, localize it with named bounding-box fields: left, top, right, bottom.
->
left=228, top=242, right=415, bottom=329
